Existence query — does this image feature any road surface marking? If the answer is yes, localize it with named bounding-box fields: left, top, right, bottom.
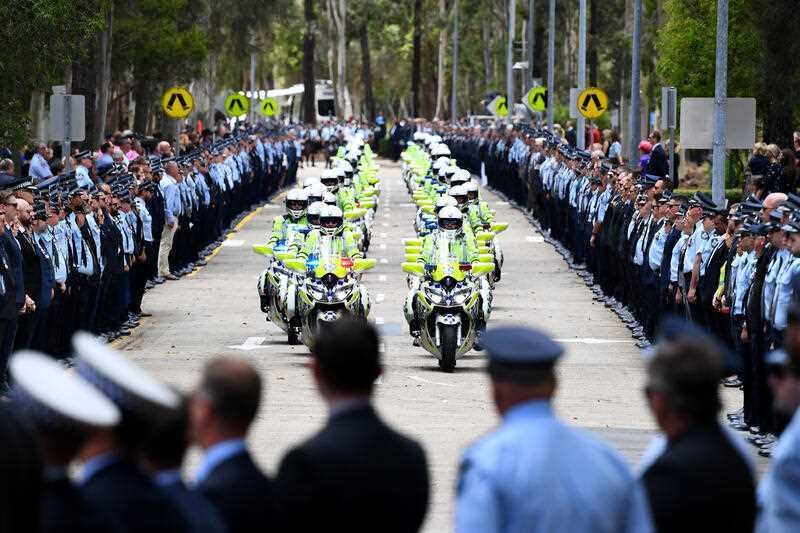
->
left=379, top=243, right=387, bottom=250
left=222, top=239, right=245, bottom=247
left=227, top=336, right=268, bottom=350
left=189, top=206, right=264, bottom=277
left=525, top=236, right=544, bottom=243
left=375, top=316, right=385, bottom=325
left=380, top=258, right=388, bottom=264
left=382, top=222, right=389, bottom=227
left=380, top=232, right=387, bottom=238
left=378, top=275, right=387, bottom=281
left=376, top=293, right=385, bottom=303
left=407, top=375, right=456, bottom=387
left=555, top=338, right=635, bottom=344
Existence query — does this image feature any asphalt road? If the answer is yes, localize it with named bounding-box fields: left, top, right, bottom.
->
left=115, top=159, right=748, bottom=531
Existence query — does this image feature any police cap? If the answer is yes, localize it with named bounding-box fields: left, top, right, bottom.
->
left=483, top=326, right=564, bottom=383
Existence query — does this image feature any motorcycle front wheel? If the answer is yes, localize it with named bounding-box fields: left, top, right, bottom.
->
left=438, top=325, right=458, bottom=373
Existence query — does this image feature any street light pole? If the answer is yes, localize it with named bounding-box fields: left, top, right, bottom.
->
left=712, top=0, right=728, bottom=206
left=528, top=0, right=535, bottom=88
left=577, top=0, right=586, bottom=150
left=451, top=0, right=459, bottom=123
left=546, top=0, right=555, bottom=132
left=506, top=0, right=516, bottom=121
left=627, top=0, right=642, bottom=163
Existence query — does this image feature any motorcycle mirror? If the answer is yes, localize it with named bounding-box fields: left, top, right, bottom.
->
left=252, top=244, right=273, bottom=257
left=353, top=258, right=376, bottom=273
left=401, top=262, right=425, bottom=277
left=405, top=253, right=422, bottom=262
left=284, top=258, right=307, bottom=273
left=478, top=253, right=494, bottom=264
left=491, top=222, right=509, bottom=233
left=404, top=238, right=423, bottom=247
left=476, top=231, right=496, bottom=242
left=470, top=262, right=495, bottom=278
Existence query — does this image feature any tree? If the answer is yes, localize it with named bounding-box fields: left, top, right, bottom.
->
left=434, top=0, right=448, bottom=119
left=411, top=0, right=423, bottom=117
left=0, top=0, right=104, bottom=148
left=302, top=0, right=317, bottom=123
left=328, top=0, right=352, bottom=118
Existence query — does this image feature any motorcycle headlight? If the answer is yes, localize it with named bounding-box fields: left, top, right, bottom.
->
left=334, top=281, right=355, bottom=301
left=425, top=282, right=445, bottom=304
left=451, top=282, right=474, bottom=304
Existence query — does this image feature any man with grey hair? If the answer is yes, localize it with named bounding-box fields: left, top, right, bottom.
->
left=641, top=317, right=755, bottom=532
left=158, top=161, right=182, bottom=280
left=28, top=143, right=53, bottom=182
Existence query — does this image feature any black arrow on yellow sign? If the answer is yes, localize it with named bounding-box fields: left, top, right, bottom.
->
left=532, top=91, right=546, bottom=106
left=580, top=93, right=605, bottom=112
left=166, top=93, right=190, bottom=111
left=264, top=101, right=274, bottom=113
left=229, top=98, right=245, bottom=112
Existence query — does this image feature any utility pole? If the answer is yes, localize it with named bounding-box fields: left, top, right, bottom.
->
left=506, top=0, right=516, bottom=120
left=451, top=0, right=459, bottom=123
left=249, top=33, right=257, bottom=124
left=546, top=0, right=555, bottom=132
left=528, top=0, right=535, bottom=88
left=712, top=0, right=728, bottom=206
left=577, top=0, right=586, bottom=150
left=627, top=0, right=642, bottom=162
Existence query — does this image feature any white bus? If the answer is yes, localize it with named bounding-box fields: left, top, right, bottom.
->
left=267, top=80, right=336, bottom=124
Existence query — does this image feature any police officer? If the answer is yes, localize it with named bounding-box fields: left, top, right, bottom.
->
left=455, top=326, right=652, bottom=532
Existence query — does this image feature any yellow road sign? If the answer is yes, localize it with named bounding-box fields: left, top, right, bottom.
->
left=225, top=93, right=249, bottom=117
left=260, top=97, right=279, bottom=117
left=162, top=86, right=193, bottom=119
left=525, top=87, right=547, bottom=112
left=576, top=87, right=608, bottom=119
left=487, top=95, right=508, bottom=118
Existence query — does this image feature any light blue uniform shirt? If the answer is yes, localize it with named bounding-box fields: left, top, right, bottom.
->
left=75, top=165, right=94, bottom=189
left=28, top=153, right=53, bottom=181
left=133, top=197, right=153, bottom=242
left=648, top=222, right=669, bottom=273
left=455, top=400, right=653, bottom=533
left=39, top=229, right=67, bottom=283
left=194, top=438, right=247, bottom=484
left=160, top=175, right=182, bottom=226
left=757, top=408, right=800, bottom=532
left=764, top=249, right=790, bottom=324
left=773, top=256, right=800, bottom=330
left=732, top=251, right=756, bottom=315
left=669, top=234, right=688, bottom=283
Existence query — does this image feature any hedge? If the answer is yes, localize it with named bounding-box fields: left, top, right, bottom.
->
left=672, top=188, right=743, bottom=204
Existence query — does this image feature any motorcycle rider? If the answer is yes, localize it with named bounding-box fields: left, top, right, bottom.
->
left=267, top=188, right=309, bottom=249
left=464, top=180, right=496, bottom=231
left=298, top=204, right=363, bottom=261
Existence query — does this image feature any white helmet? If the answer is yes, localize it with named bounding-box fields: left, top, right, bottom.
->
left=430, top=143, right=451, bottom=157
left=337, top=160, right=354, bottom=185
left=448, top=185, right=469, bottom=211
left=321, top=168, right=342, bottom=193
left=437, top=205, right=464, bottom=239
left=449, top=168, right=470, bottom=187
left=286, top=188, right=309, bottom=220
left=304, top=182, right=327, bottom=204
left=413, top=131, right=427, bottom=141
left=434, top=195, right=458, bottom=215
left=464, top=181, right=480, bottom=204
left=429, top=135, right=442, bottom=144
left=323, top=191, right=338, bottom=206
left=319, top=205, right=344, bottom=236
left=307, top=201, right=325, bottom=229
left=303, top=176, right=321, bottom=188
left=432, top=157, right=451, bottom=171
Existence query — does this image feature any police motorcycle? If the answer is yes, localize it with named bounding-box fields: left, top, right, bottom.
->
left=283, top=206, right=375, bottom=348
left=402, top=207, right=494, bottom=372
left=451, top=182, right=508, bottom=283
left=253, top=189, right=313, bottom=344
left=321, top=167, right=372, bottom=254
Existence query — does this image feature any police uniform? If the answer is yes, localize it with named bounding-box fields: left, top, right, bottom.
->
left=8, top=349, right=120, bottom=533
left=455, top=326, right=653, bottom=533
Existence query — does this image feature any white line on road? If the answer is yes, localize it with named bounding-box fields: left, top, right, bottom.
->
left=375, top=317, right=385, bottom=325
left=378, top=275, right=387, bottom=282
left=380, top=258, right=388, bottom=264
left=525, top=236, right=545, bottom=243
left=555, top=338, right=636, bottom=344
left=380, top=233, right=387, bottom=238
left=375, top=293, right=385, bottom=303
left=382, top=223, right=389, bottom=227
left=222, top=239, right=245, bottom=247
left=379, top=243, right=387, bottom=250
left=227, top=337, right=267, bottom=350
left=407, top=375, right=457, bottom=387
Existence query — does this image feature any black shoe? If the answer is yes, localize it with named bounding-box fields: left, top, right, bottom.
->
left=153, top=277, right=166, bottom=284
left=164, top=274, right=179, bottom=281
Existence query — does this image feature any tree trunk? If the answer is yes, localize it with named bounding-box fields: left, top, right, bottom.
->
left=359, top=23, right=376, bottom=121
left=94, top=2, right=113, bottom=145
left=29, top=91, right=46, bottom=142
left=302, top=0, right=317, bottom=124
left=329, top=0, right=352, bottom=118
left=482, top=17, right=492, bottom=92
left=133, top=78, right=152, bottom=134
left=433, top=0, right=447, bottom=119
left=588, top=0, right=598, bottom=86
left=411, top=0, right=422, bottom=117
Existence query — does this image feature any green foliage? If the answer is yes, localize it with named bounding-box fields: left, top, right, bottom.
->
left=0, top=0, right=104, bottom=148
left=673, top=188, right=743, bottom=204
left=657, top=0, right=762, bottom=100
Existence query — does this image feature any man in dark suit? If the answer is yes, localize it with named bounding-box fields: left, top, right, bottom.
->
left=642, top=319, right=756, bottom=532
left=13, top=198, right=42, bottom=349
left=142, top=396, right=225, bottom=533
left=191, top=357, right=273, bottom=533
left=647, top=130, right=669, bottom=179
left=274, top=317, right=430, bottom=533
